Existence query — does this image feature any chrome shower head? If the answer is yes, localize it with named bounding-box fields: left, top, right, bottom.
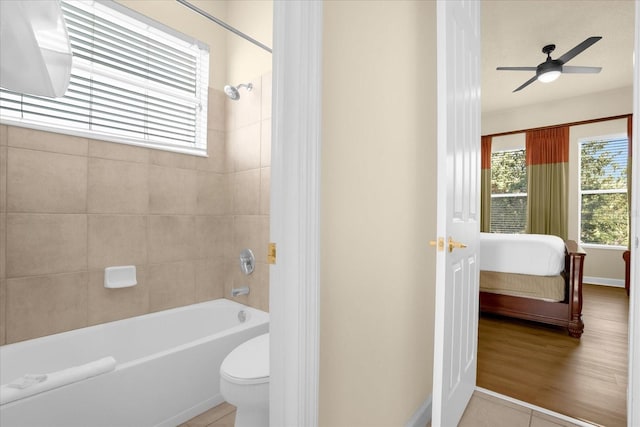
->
left=223, top=82, right=253, bottom=100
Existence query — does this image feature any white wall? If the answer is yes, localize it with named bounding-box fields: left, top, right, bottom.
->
left=320, top=1, right=437, bottom=425
left=226, top=0, right=272, bottom=85
left=483, top=86, right=632, bottom=135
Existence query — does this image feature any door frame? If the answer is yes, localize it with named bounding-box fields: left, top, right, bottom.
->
left=269, top=1, right=640, bottom=426
left=628, top=2, right=640, bottom=425
left=269, top=2, right=322, bottom=426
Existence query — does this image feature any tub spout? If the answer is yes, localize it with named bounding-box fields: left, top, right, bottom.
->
left=231, top=286, right=250, bottom=297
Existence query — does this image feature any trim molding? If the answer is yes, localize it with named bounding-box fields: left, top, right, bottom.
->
left=270, top=1, right=322, bottom=426
left=627, top=2, right=639, bottom=426
left=405, top=395, right=432, bottom=427
left=583, top=276, right=625, bottom=288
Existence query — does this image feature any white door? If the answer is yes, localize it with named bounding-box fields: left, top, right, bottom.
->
left=431, top=1, right=481, bottom=426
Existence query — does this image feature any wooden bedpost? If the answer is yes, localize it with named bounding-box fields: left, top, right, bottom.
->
left=565, top=240, right=586, bottom=338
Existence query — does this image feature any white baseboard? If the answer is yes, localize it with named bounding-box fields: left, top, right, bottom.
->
left=583, top=276, right=625, bottom=288
left=405, top=394, right=432, bottom=427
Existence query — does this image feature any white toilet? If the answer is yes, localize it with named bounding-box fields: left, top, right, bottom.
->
left=220, top=333, right=269, bottom=427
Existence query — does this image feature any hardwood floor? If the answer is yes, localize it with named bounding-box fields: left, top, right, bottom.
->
left=477, top=284, right=628, bottom=427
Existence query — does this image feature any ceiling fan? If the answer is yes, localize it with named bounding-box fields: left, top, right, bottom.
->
left=497, top=36, right=603, bottom=92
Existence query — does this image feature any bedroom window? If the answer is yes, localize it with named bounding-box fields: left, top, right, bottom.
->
left=579, top=136, right=629, bottom=247
left=0, top=0, right=209, bottom=156
left=490, top=149, right=527, bottom=233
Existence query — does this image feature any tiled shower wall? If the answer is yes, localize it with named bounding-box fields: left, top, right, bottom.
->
left=0, top=72, right=271, bottom=345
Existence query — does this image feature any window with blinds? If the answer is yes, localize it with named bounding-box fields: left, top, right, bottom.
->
left=579, top=136, right=629, bottom=247
left=490, top=149, right=527, bottom=234
left=0, top=0, right=209, bottom=156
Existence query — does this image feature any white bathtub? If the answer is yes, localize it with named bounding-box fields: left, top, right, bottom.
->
left=0, top=299, right=269, bottom=427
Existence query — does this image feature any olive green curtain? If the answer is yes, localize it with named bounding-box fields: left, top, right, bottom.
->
left=481, top=135, right=492, bottom=232
left=525, top=126, right=569, bottom=239
left=628, top=115, right=633, bottom=248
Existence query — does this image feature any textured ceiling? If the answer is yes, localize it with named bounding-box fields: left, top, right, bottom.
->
left=481, top=0, right=635, bottom=113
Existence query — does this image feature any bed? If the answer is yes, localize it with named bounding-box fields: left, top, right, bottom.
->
left=479, top=232, right=586, bottom=338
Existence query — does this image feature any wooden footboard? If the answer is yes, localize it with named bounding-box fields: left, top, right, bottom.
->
left=479, top=240, right=586, bottom=338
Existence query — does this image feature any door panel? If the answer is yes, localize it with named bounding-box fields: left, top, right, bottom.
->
left=432, top=1, right=481, bottom=426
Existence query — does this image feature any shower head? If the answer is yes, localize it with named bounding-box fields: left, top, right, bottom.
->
left=223, top=82, right=253, bottom=100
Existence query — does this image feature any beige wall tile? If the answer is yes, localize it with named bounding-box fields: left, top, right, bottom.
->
left=149, top=149, right=196, bottom=170
left=0, top=125, right=7, bottom=146
left=147, top=261, right=196, bottom=312
left=233, top=215, right=269, bottom=264
left=260, top=167, right=270, bottom=215
left=0, top=146, right=5, bottom=213
left=228, top=123, right=261, bottom=172
left=0, top=279, right=5, bottom=345
left=7, top=214, right=87, bottom=277
left=195, top=216, right=232, bottom=260
left=197, top=129, right=228, bottom=173
left=208, top=88, right=226, bottom=132
left=195, top=258, right=225, bottom=302
left=7, top=127, right=88, bottom=156
left=232, top=169, right=260, bottom=215
left=87, top=268, right=149, bottom=326
left=7, top=148, right=87, bottom=213
left=88, top=158, right=149, bottom=214
left=6, top=272, right=88, bottom=343
left=148, top=215, right=196, bottom=263
left=260, top=118, right=271, bottom=167
left=261, top=72, right=272, bottom=120
left=88, top=139, right=149, bottom=163
left=197, top=171, right=228, bottom=215
left=149, top=165, right=198, bottom=214
left=88, top=215, right=147, bottom=269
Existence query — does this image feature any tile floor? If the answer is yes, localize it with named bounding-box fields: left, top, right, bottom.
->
left=453, top=390, right=593, bottom=427
left=180, top=389, right=592, bottom=427
left=179, top=402, right=236, bottom=427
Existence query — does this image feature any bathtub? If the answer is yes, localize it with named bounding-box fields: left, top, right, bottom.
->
left=0, top=299, right=269, bottom=427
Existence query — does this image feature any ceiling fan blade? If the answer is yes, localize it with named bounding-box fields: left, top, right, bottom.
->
left=513, top=75, right=538, bottom=92
left=556, top=36, right=602, bottom=64
left=497, top=66, right=537, bottom=71
left=562, top=66, right=602, bottom=74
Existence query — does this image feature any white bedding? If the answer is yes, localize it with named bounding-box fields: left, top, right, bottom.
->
left=480, top=232, right=565, bottom=276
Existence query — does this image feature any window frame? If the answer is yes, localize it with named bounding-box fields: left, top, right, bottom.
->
left=578, top=133, right=629, bottom=249
left=0, top=0, right=210, bottom=157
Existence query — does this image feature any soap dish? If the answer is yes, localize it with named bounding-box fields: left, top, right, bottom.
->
left=104, top=265, right=137, bottom=289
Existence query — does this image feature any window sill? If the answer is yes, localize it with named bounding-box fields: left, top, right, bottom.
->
left=580, top=243, right=628, bottom=251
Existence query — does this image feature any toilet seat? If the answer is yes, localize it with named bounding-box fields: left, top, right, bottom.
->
left=220, top=333, right=269, bottom=385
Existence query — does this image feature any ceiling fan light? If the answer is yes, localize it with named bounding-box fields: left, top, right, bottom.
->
left=538, top=70, right=561, bottom=83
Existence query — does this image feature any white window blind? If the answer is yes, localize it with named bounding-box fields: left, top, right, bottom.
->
left=490, top=149, right=528, bottom=234
left=0, top=0, right=209, bottom=156
left=579, top=137, right=629, bottom=246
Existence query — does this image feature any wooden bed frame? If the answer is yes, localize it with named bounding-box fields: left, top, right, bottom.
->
left=479, top=240, right=586, bottom=338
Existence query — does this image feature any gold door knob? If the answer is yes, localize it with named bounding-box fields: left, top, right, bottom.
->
left=430, top=237, right=445, bottom=252
left=448, top=237, right=467, bottom=253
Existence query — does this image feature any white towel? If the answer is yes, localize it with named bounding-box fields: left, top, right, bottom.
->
left=1, top=356, right=117, bottom=405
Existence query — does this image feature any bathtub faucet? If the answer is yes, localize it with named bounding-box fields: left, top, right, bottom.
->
left=231, top=286, right=250, bottom=297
